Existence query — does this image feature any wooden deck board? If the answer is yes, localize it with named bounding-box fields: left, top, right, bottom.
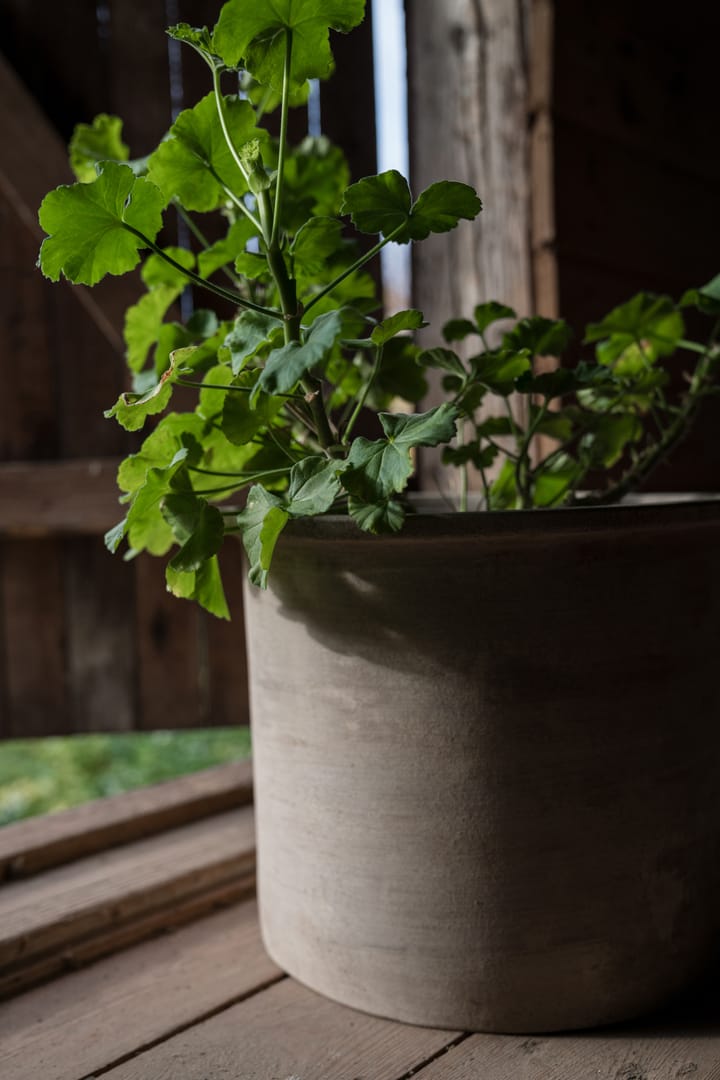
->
left=99, top=974, right=461, bottom=1080
left=0, top=806, right=254, bottom=996
left=0, top=760, right=252, bottom=881
left=0, top=901, right=281, bottom=1080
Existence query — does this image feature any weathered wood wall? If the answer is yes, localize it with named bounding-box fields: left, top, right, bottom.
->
left=0, top=0, right=376, bottom=737
left=407, top=0, right=720, bottom=493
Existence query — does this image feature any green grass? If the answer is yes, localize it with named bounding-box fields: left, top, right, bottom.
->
left=0, top=728, right=252, bottom=826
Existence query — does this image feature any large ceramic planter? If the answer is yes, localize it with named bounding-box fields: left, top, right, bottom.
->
left=243, top=498, right=720, bottom=1033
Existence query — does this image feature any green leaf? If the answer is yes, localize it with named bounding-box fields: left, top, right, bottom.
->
left=533, top=454, right=583, bottom=507
left=161, top=493, right=225, bottom=572
left=124, top=443, right=199, bottom=556
left=104, top=518, right=128, bottom=554
left=405, top=181, right=482, bottom=241
left=166, top=557, right=230, bottom=619
left=473, top=302, right=517, bottom=335
left=141, top=246, right=195, bottom=288
left=166, top=23, right=216, bottom=55
left=290, top=217, right=345, bottom=275
left=341, top=170, right=411, bottom=237
left=221, top=373, right=283, bottom=444
left=584, top=293, right=684, bottom=364
left=224, top=311, right=279, bottom=374
left=147, top=93, right=261, bottom=211
left=197, top=217, right=255, bottom=278
left=124, top=286, right=179, bottom=373
left=69, top=114, right=129, bottom=183
left=370, top=308, right=426, bottom=346
left=502, top=317, right=572, bottom=357
left=213, top=0, right=366, bottom=89
left=348, top=496, right=405, bottom=534
left=259, top=310, right=343, bottom=395
left=278, top=136, right=351, bottom=228
left=105, top=348, right=189, bottom=430
left=371, top=338, right=427, bottom=406
left=286, top=456, right=343, bottom=516
left=514, top=367, right=578, bottom=400
left=442, top=318, right=477, bottom=343
left=418, top=347, right=466, bottom=377
left=38, top=162, right=166, bottom=286
left=117, top=413, right=206, bottom=496
left=379, top=402, right=459, bottom=447
left=233, top=251, right=272, bottom=281
left=442, top=442, right=498, bottom=470
left=235, top=485, right=289, bottom=588
left=471, top=349, right=532, bottom=394
left=680, top=273, right=720, bottom=316
left=342, top=171, right=480, bottom=243
left=578, top=413, right=642, bottom=468
left=488, top=458, right=518, bottom=510
left=342, top=404, right=458, bottom=504
left=475, top=416, right=514, bottom=438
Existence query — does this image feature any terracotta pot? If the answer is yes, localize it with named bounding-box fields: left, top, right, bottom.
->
left=242, top=498, right=720, bottom=1033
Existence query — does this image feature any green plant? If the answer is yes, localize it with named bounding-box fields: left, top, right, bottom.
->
left=38, top=0, right=720, bottom=616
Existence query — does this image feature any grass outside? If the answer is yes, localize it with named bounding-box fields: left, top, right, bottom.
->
left=0, top=728, right=252, bottom=826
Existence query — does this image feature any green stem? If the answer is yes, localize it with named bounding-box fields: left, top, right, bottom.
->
left=122, top=224, right=282, bottom=319
left=342, top=344, right=383, bottom=445
left=212, top=66, right=251, bottom=186
left=270, top=30, right=293, bottom=249
left=304, top=224, right=406, bottom=315
left=189, top=465, right=290, bottom=480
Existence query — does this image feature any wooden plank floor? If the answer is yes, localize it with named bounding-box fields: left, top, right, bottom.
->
left=1, top=767, right=719, bottom=1079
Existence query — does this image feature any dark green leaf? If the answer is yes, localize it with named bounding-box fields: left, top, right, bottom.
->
left=442, top=442, right=498, bottom=469
left=578, top=413, right=642, bottom=468
left=161, top=493, right=225, bottom=572
left=514, top=367, right=578, bottom=399
left=221, top=374, right=283, bottom=444
left=235, top=485, right=289, bottom=588
left=341, top=170, right=412, bottom=238
left=286, top=456, right=343, bottom=516
left=473, top=302, right=516, bottom=335
left=348, top=496, right=405, bottom=534
left=278, top=135, right=351, bottom=228
left=442, top=318, right=476, bottom=343
left=342, top=172, right=481, bottom=243
left=290, top=217, right=345, bottom=275
left=38, top=162, right=166, bottom=286
left=371, top=338, right=427, bottom=406
left=213, top=0, right=366, bottom=89
left=197, top=217, right=255, bottom=278
left=680, top=273, right=720, bottom=316
left=533, top=454, right=583, bottom=507
left=471, top=349, right=532, bottom=394
left=502, top=317, right=572, bottom=356
left=225, top=311, right=280, bottom=374
left=488, top=458, right=518, bottom=510
left=259, top=310, right=343, bottom=395
left=418, top=347, right=466, bottom=377
left=405, top=180, right=482, bottom=241
left=475, top=416, right=514, bottom=438
left=69, top=114, right=129, bottom=183
left=379, top=402, right=459, bottom=447
left=370, top=308, right=426, bottom=346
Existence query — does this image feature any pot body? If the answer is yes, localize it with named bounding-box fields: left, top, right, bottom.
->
left=243, top=501, right=720, bottom=1033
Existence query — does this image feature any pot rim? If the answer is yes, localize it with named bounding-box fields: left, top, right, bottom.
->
left=281, top=492, right=720, bottom=543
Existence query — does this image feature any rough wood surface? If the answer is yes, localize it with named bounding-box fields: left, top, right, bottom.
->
left=0, top=806, right=255, bottom=996
left=0, top=459, right=122, bottom=535
left=0, top=760, right=252, bottom=881
left=101, top=974, right=460, bottom=1080
left=0, top=901, right=282, bottom=1080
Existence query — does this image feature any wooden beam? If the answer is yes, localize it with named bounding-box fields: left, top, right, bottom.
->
left=0, top=458, right=123, bottom=535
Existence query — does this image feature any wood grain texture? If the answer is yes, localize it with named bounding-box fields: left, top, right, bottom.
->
left=411, top=1013, right=720, bottom=1079
left=0, top=807, right=255, bottom=995
left=1, top=540, right=68, bottom=738
left=406, top=0, right=533, bottom=493
left=0, top=900, right=282, bottom=1080
left=100, top=974, right=460, bottom=1080
left=0, top=760, right=252, bottom=881
left=0, top=458, right=123, bottom=535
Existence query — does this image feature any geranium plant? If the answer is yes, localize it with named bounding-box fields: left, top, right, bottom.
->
left=38, top=0, right=720, bottom=616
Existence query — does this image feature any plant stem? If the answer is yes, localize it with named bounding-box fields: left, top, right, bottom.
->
left=342, top=344, right=383, bottom=444
left=212, top=67, right=251, bottom=186
left=270, top=30, right=293, bottom=249
left=304, top=225, right=406, bottom=315
left=122, top=223, right=282, bottom=319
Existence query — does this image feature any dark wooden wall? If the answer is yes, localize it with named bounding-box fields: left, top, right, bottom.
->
left=0, top=0, right=376, bottom=737
left=551, top=1, right=720, bottom=489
